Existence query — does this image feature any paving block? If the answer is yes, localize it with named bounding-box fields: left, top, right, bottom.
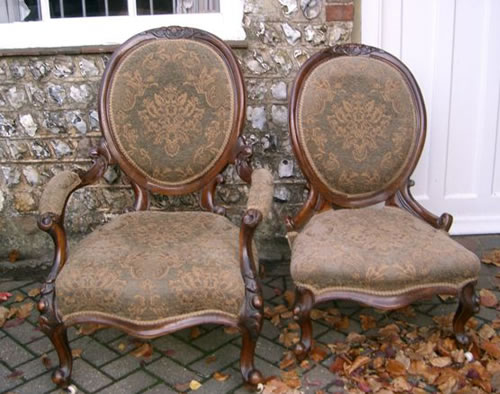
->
left=316, top=329, right=346, bottom=345
left=27, top=335, right=57, bottom=356
left=302, top=364, right=337, bottom=393
left=189, top=344, right=241, bottom=378
left=100, top=354, right=141, bottom=380
left=71, top=336, right=120, bottom=367
left=93, top=327, right=125, bottom=344
left=254, top=336, right=286, bottom=364
left=3, top=319, right=44, bottom=344
left=0, top=361, right=22, bottom=391
left=260, top=319, right=280, bottom=340
left=195, top=367, right=242, bottom=393
left=0, top=280, right=32, bottom=292
left=191, top=326, right=238, bottom=353
left=146, top=356, right=201, bottom=387
left=7, top=370, right=54, bottom=394
left=98, top=370, right=157, bottom=394
left=0, top=336, right=35, bottom=367
left=15, top=350, right=58, bottom=380
left=71, top=358, right=113, bottom=392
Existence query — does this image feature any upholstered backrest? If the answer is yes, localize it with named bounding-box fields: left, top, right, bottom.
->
left=99, top=27, right=244, bottom=194
left=290, top=45, right=425, bottom=207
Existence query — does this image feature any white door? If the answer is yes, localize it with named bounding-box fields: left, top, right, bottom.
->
left=362, top=0, right=500, bottom=234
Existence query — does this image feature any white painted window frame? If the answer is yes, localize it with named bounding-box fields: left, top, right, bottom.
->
left=0, top=0, right=245, bottom=49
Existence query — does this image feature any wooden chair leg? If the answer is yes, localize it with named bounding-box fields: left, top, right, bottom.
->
left=239, top=325, right=263, bottom=385
left=293, top=287, right=314, bottom=361
left=38, top=284, right=73, bottom=389
left=453, top=282, right=480, bottom=345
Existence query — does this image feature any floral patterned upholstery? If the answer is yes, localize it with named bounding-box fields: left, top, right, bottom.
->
left=291, top=207, right=480, bottom=296
left=39, top=171, right=81, bottom=216
left=297, top=56, right=418, bottom=196
left=107, top=38, right=234, bottom=187
left=56, top=211, right=252, bottom=322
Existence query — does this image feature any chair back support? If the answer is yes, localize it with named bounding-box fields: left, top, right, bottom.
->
left=99, top=26, right=245, bottom=195
left=290, top=44, right=426, bottom=207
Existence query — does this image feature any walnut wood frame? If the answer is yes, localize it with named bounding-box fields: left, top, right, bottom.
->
left=287, top=44, right=479, bottom=361
left=37, top=26, right=263, bottom=389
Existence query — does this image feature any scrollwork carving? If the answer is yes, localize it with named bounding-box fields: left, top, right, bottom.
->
left=233, top=136, right=253, bottom=184
left=200, top=174, right=226, bottom=215
left=331, top=43, right=379, bottom=57
left=147, top=26, right=196, bottom=40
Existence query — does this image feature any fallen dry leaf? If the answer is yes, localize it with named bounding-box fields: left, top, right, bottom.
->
left=279, top=352, right=295, bottom=370
left=346, top=355, right=371, bottom=375
left=71, top=348, right=83, bottom=359
left=223, top=326, right=239, bottom=335
left=205, top=355, right=217, bottom=364
left=309, top=345, right=328, bottom=363
left=479, top=289, right=498, bottom=307
left=213, top=371, right=230, bottom=382
left=130, top=343, right=153, bottom=359
left=430, top=356, right=452, bottom=368
left=482, top=249, right=500, bottom=267
left=7, top=369, right=23, bottom=379
left=478, top=324, right=496, bottom=340
left=117, top=343, right=127, bottom=352
left=261, top=377, right=300, bottom=394
left=281, top=369, right=301, bottom=389
left=190, top=326, right=201, bottom=339
left=346, top=332, right=366, bottom=344
left=3, top=317, right=24, bottom=329
left=28, top=288, right=41, bottom=298
left=16, top=302, right=33, bottom=319
left=359, top=314, right=377, bottom=330
left=391, top=376, right=412, bottom=392
left=378, top=323, right=400, bottom=337
left=14, top=294, right=25, bottom=303
left=329, top=357, right=345, bottom=373
left=188, top=380, right=202, bottom=391
left=8, top=249, right=20, bottom=263
left=279, top=329, right=299, bottom=348
left=173, top=382, right=191, bottom=392
left=310, top=309, right=325, bottom=320
left=482, top=341, right=500, bottom=359
left=0, top=306, right=9, bottom=327
left=78, top=323, right=105, bottom=335
left=386, top=359, right=406, bottom=377
left=41, top=353, right=52, bottom=369
left=283, top=290, right=295, bottom=308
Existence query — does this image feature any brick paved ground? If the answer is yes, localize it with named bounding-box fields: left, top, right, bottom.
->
left=0, top=235, right=499, bottom=394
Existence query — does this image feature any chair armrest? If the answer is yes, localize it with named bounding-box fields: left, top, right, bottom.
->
left=246, top=169, right=274, bottom=219
left=39, top=171, right=82, bottom=217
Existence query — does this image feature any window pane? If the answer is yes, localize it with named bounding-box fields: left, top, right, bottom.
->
left=49, top=0, right=128, bottom=18
left=0, top=0, right=41, bottom=23
left=136, top=0, right=219, bottom=15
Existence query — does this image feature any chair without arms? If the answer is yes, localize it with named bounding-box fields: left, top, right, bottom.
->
left=286, top=44, right=481, bottom=361
left=36, top=26, right=274, bottom=389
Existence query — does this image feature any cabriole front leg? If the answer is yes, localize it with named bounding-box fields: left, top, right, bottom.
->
left=453, top=282, right=480, bottom=345
left=293, top=287, right=314, bottom=361
left=38, top=283, right=73, bottom=388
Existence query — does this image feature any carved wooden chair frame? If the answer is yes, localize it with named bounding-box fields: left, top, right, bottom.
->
left=37, top=26, right=270, bottom=388
left=286, top=44, right=480, bottom=361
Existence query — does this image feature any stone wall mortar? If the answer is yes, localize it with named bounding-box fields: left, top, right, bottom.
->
left=0, top=0, right=353, bottom=262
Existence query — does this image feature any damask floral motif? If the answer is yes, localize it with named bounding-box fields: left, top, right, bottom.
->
left=108, top=39, right=235, bottom=186
left=297, top=56, right=418, bottom=196
left=138, top=86, right=204, bottom=157
left=291, top=207, right=480, bottom=296
left=327, top=93, right=391, bottom=162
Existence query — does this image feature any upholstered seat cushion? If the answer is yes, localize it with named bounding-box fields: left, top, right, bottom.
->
left=56, top=211, right=249, bottom=323
left=291, top=207, right=480, bottom=296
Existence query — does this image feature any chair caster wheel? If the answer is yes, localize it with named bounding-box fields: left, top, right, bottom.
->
left=64, top=384, right=77, bottom=393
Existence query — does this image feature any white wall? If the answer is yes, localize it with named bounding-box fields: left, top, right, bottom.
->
left=362, top=0, right=500, bottom=234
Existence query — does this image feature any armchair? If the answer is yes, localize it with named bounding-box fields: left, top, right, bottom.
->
left=36, top=26, right=273, bottom=389
left=286, top=44, right=481, bottom=361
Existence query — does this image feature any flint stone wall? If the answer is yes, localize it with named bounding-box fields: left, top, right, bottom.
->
left=0, top=0, right=353, bottom=262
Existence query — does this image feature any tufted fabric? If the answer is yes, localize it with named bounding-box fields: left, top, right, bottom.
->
left=39, top=171, right=81, bottom=216
left=247, top=169, right=274, bottom=219
left=291, top=207, right=480, bottom=296
left=107, top=38, right=234, bottom=187
left=56, top=211, right=249, bottom=322
left=297, top=56, right=418, bottom=197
